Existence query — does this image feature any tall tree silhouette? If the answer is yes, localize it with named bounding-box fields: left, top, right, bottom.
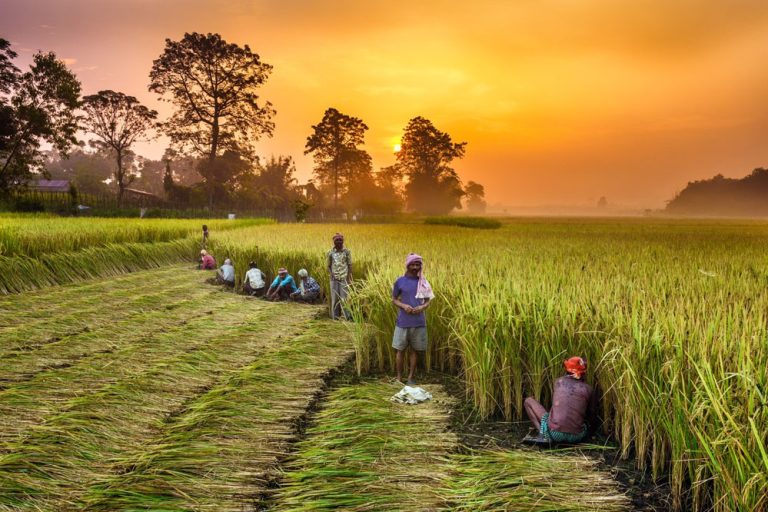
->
left=81, top=90, right=158, bottom=206
left=304, top=107, right=371, bottom=209
left=0, top=40, right=80, bottom=193
left=397, top=116, right=467, bottom=215
left=149, top=32, right=275, bottom=207
left=464, top=181, right=486, bottom=213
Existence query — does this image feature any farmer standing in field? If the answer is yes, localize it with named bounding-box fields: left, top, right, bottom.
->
left=327, top=233, right=352, bottom=319
left=523, top=356, right=597, bottom=444
left=392, top=253, right=434, bottom=385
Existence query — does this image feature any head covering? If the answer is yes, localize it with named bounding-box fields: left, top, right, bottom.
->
left=404, top=253, right=434, bottom=300
left=332, top=232, right=344, bottom=242
left=224, top=258, right=232, bottom=266
left=200, top=249, right=208, bottom=256
left=278, top=267, right=287, bottom=274
left=564, top=357, right=587, bottom=378
left=298, top=269, right=308, bottom=278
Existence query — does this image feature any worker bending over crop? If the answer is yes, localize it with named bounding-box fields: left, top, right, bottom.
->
left=199, top=250, right=216, bottom=270
left=266, top=268, right=297, bottom=301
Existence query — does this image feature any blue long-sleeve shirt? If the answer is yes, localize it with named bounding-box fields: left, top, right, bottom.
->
left=271, top=274, right=298, bottom=293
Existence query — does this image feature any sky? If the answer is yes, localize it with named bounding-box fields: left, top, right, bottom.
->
left=2, top=0, right=767, bottom=210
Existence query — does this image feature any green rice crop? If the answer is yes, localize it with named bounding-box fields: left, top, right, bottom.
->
left=424, top=215, right=502, bottom=229
left=273, top=380, right=628, bottom=511
left=445, top=449, right=629, bottom=511
left=0, top=294, right=337, bottom=509
left=3, top=216, right=767, bottom=509
left=0, top=215, right=272, bottom=258
left=273, top=381, right=459, bottom=511
left=209, top=219, right=768, bottom=510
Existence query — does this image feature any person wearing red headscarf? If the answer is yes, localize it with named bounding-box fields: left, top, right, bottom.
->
left=524, top=356, right=597, bottom=443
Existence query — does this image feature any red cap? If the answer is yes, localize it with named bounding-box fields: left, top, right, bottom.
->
left=564, top=356, right=587, bottom=378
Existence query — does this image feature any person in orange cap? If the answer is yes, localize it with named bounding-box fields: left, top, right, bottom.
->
left=523, top=356, right=597, bottom=443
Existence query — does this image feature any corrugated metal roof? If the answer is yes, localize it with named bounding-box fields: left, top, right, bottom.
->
left=31, top=180, right=71, bottom=192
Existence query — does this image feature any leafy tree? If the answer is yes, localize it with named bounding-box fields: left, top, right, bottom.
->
left=0, top=40, right=81, bottom=193
left=397, top=116, right=467, bottom=214
left=197, top=149, right=251, bottom=205
left=45, top=149, right=113, bottom=195
left=305, top=107, right=372, bottom=209
left=149, top=32, right=275, bottom=207
left=81, top=90, right=157, bottom=205
left=464, top=180, right=487, bottom=213
left=237, top=155, right=299, bottom=210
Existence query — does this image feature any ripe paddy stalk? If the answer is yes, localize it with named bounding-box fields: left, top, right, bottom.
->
left=5, top=217, right=768, bottom=510
left=211, top=220, right=768, bottom=510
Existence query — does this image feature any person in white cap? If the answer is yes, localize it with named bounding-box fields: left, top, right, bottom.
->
left=216, top=258, right=235, bottom=287
left=291, top=269, right=321, bottom=303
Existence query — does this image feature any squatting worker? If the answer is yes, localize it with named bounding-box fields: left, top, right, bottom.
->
left=217, top=258, right=235, bottom=287
left=243, top=261, right=266, bottom=297
left=266, top=267, right=297, bottom=301
left=524, top=357, right=597, bottom=443
left=199, top=249, right=216, bottom=270
left=291, top=269, right=321, bottom=303
left=391, top=253, right=434, bottom=385
left=327, top=233, right=352, bottom=319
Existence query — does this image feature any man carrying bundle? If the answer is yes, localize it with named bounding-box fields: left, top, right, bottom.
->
left=392, top=253, right=434, bottom=385
left=524, top=356, right=597, bottom=444
left=327, top=233, right=352, bottom=319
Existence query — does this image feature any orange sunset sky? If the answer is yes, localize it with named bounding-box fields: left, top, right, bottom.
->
left=2, top=0, right=767, bottom=210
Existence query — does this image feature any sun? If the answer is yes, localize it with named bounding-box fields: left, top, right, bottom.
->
left=393, top=143, right=402, bottom=153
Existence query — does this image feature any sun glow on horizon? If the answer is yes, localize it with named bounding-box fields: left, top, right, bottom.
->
left=393, top=143, right=401, bottom=153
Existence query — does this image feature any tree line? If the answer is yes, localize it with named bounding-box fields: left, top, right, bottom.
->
left=0, top=33, right=487, bottom=216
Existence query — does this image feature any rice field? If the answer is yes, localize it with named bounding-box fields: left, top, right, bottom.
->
left=274, top=380, right=629, bottom=511
left=1, top=216, right=766, bottom=510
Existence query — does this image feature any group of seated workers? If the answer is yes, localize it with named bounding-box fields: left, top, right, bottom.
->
left=200, top=251, right=320, bottom=303
left=265, top=267, right=321, bottom=302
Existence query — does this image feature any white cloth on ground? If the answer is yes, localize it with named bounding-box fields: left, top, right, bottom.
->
left=390, top=385, right=433, bottom=405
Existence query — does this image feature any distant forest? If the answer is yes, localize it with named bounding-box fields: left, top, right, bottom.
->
left=666, top=168, right=768, bottom=216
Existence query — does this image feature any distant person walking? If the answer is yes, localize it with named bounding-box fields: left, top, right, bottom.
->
left=243, top=261, right=267, bottom=297
left=524, top=357, right=597, bottom=444
left=392, top=253, right=433, bottom=385
left=199, top=250, right=216, bottom=270
left=327, top=233, right=352, bottom=319
left=201, top=224, right=209, bottom=247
